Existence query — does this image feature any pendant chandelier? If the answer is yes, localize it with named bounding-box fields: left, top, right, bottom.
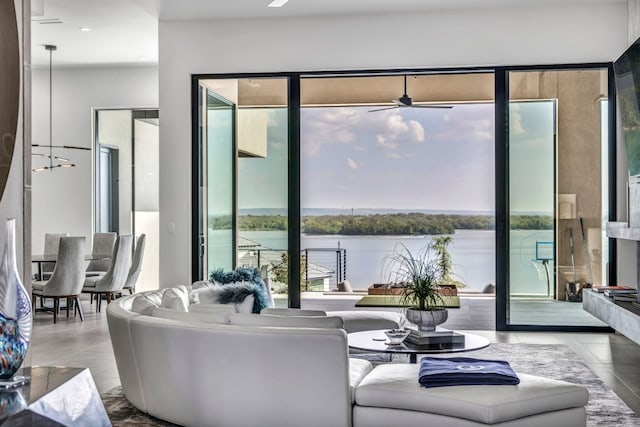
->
left=32, top=45, right=89, bottom=172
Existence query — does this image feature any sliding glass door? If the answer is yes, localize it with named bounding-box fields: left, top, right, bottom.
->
left=192, top=65, right=614, bottom=330
left=196, top=88, right=235, bottom=277
left=506, top=68, right=610, bottom=327
left=194, top=78, right=289, bottom=294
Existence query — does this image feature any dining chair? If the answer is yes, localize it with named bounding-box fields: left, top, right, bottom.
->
left=32, top=236, right=86, bottom=324
left=85, top=232, right=117, bottom=277
left=41, top=233, right=69, bottom=280
left=82, top=235, right=133, bottom=312
left=122, top=234, right=146, bottom=295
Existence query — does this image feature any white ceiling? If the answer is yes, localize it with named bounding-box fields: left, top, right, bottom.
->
left=31, top=0, right=624, bottom=67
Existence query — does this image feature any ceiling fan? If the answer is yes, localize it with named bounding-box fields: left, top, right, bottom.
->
left=369, top=75, right=453, bottom=112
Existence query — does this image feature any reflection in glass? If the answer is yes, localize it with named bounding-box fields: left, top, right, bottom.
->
left=509, top=101, right=555, bottom=297
left=236, top=81, right=289, bottom=297
left=206, top=93, right=234, bottom=272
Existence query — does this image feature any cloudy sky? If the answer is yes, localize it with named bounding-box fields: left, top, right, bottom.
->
left=233, top=101, right=554, bottom=214
left=300, top=104, right=496, bottom=212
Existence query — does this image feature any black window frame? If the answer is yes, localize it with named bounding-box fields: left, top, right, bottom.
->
left=191, top=63, right=615, bottom=331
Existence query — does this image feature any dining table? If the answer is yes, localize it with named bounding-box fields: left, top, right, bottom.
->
left=32, top=254, right=110, bottom=281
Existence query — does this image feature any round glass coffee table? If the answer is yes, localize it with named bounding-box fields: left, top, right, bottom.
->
left=348, top=329, right=490, bottom=363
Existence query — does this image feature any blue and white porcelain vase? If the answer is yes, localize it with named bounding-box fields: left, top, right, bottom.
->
left=0, top=219, right=31, bottom=380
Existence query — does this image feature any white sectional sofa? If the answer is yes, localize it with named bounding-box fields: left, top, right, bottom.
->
left=107, top=287, right=590, bottom=427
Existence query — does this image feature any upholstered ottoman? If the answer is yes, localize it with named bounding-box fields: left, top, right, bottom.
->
left=353, top=364, right=588, bottom=427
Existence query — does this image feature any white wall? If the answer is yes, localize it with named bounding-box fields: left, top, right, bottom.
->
left=158, top=3, right=628, bottom=287
left=31, top=66, right=158, bottom=255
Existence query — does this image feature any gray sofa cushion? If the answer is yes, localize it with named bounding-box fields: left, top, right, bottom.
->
left=260, top=308, right=327, bottom=317
left=327, top=311, right=402, bottom=333
left=151, top=307, right=231, bottom=324
left=189, top=303, right=237, bottom=315
left=230, top=313, right=343, bottom=329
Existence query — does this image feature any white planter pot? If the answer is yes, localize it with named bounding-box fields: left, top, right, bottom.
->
left=406, top=308, right=448, bottom=333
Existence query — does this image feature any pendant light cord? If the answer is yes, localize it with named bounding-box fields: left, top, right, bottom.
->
left=49, top=46, right=53, bottom=170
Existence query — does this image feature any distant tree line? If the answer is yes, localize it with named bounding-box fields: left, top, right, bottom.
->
left=209, top=213, right=553, bottom=234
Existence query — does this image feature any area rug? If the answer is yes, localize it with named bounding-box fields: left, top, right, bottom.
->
left=102, top=343, right=638, bottom=426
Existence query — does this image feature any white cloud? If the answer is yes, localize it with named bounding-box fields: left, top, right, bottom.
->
left=431, top=105, right=495, bottom=143
left=353, top=145, right=367, bottom=151
left=385, top=152, right=402, bottom=159
left=347, top=158, right=359, bottom=170
left=408, top=120, right=425, bottom=142
left=370, top=111, right=426, bottom=152
left=301, top=107, right=361, bottom=156
left=509, top=104, right=524, bottom=135
left=375, top=134, right=398, bottom=150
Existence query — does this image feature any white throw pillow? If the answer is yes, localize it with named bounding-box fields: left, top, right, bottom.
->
left=131, top=289, right=165, bottom=316
left=151, top=307, right=231, bottom=324
left=191, top=284, right=224, bottom=305
left=131, top=295, right=159, bottom=315
left=144, top=290, right=166, bottom=307
left=161, top=286, right=190, bottom=312
left=189, top=283, right=255, bottom=313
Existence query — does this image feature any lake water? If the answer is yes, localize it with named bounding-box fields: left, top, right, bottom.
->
left=239, top=229, right=554, bottom=294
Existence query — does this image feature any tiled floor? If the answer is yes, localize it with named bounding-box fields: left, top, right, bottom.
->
left=27, top=297, right=640, bottom=415
left=29, top=297, right=121, bottom=394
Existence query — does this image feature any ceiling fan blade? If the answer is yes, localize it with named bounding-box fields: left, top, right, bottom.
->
left=368, top=106, right=400, bottom=112
left=412, top=105, right=454, bottom=109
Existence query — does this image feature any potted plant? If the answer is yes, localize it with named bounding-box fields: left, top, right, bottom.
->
left=432, top=236, right=466, bottom=296
left=384, top=242, right=447, bottom=333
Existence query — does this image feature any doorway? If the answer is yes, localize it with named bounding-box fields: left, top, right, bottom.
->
left=94, top=108, right=159, bottom=292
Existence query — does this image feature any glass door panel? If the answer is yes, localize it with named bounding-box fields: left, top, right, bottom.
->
left=204, top=91, right=235, bottom=273
left=196, top=78, right=289, bottom=294
left=507, top=69, right=609, bottom=327
left=235, top=78, right=289, bottom=303
left=300, top=73, right=496, bottom=304
left=508, top=100, right=556, bottom=301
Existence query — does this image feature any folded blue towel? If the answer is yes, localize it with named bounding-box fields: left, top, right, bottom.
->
left=418, top=357, right=520, bottom=388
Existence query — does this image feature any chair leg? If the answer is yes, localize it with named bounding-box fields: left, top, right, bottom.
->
left=128, top=289, right=133, bottom=295
left=53, top=297, right=58, bottom=324
left=75, top=297, right=84, bottom=322
left=66, top=297, right=71, bottom=318
left=106, top=292, right=113, bottom=305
